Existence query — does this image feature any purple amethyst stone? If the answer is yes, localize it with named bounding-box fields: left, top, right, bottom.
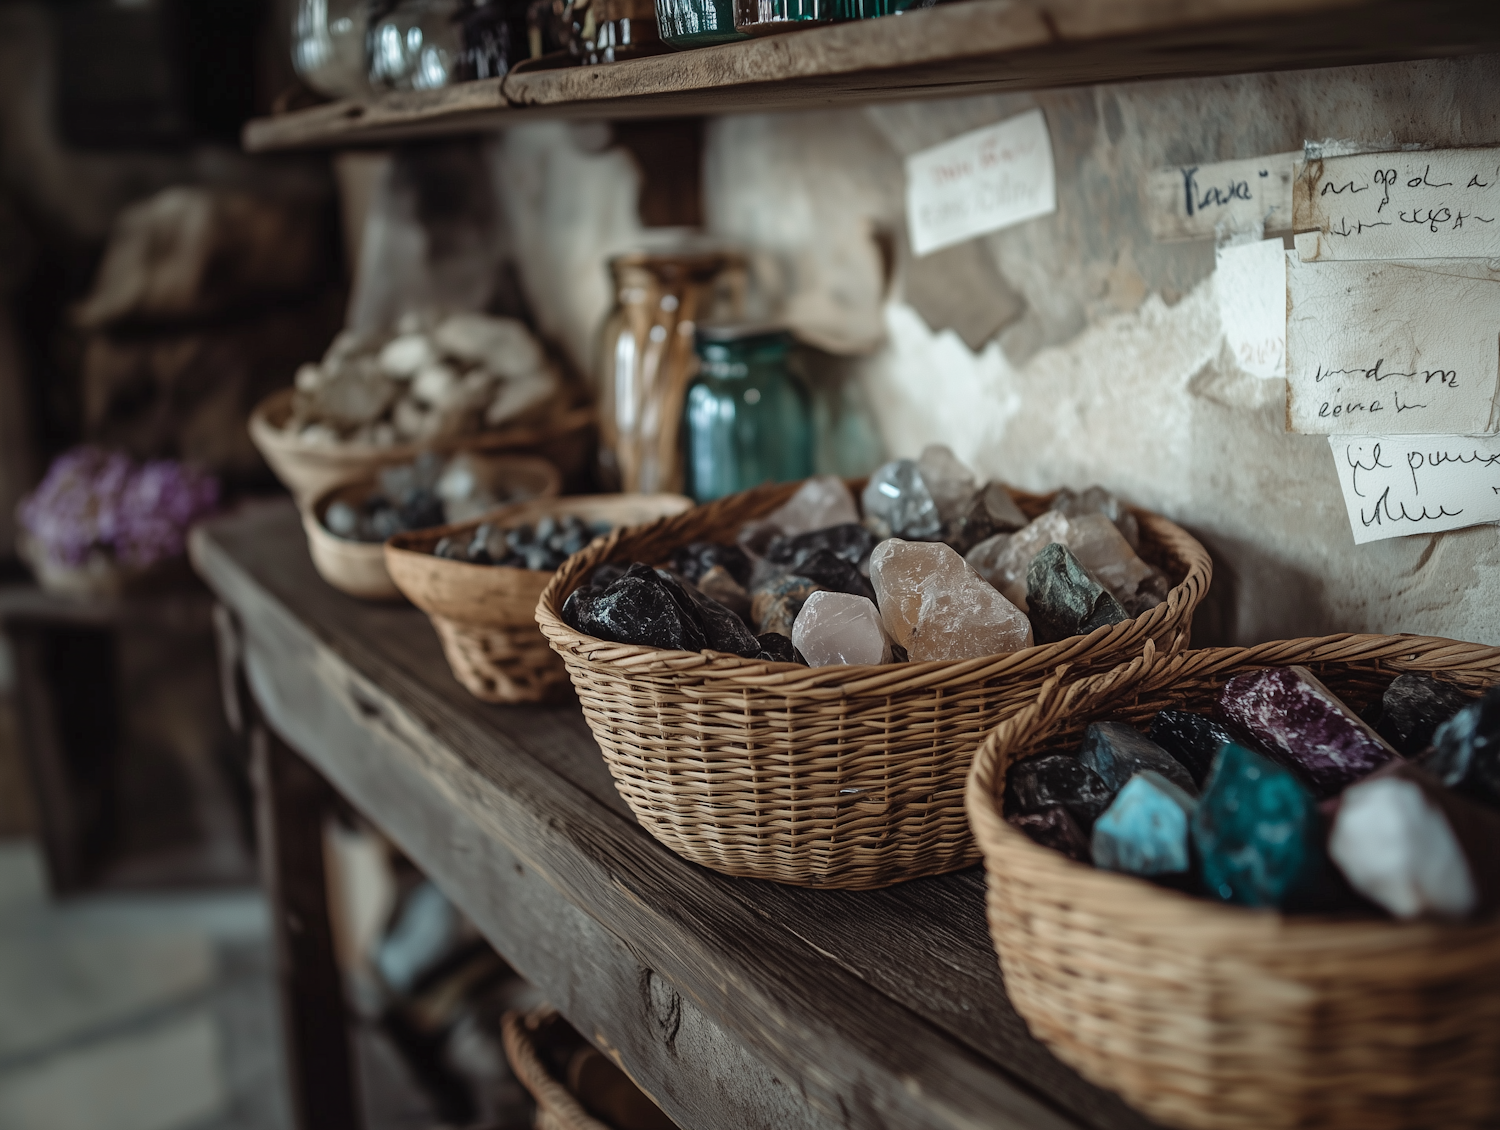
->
left=1218, top=665, right=1396, bottom=799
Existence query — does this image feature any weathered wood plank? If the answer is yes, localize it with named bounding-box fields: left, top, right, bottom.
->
left=192, top=499, right=1158, bottom=1129
left=250, top=725, right=361, bottom=1130
left=241, top=0, right=1500, bottom=151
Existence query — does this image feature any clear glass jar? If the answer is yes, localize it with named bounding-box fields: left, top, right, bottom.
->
left=368, top=0, right=464, bottom=90
left=292, top=0, right=373, bottom=97
left=832, top=0, right=933, bottom=17
left=684, top=326, right=813, bottom=504
left=732, top=0, right=830, bottom=36
left=597, top=251, right=747, bottom=493
left=656, top=0, right=745, bottom=49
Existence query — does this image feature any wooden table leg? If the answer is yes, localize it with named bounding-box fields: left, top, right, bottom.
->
left=251, top=723, right=361, bottom=1130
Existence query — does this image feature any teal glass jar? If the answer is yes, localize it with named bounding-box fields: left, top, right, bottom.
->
left=684, top=327, right=813, bottom=504
left=655, top=0, right=745, bottom=48
left=734, top=0, right=830, bottom=35
left=833, top=0, right=931, bottom=17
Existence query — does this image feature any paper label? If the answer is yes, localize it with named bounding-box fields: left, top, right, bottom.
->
left=1215, top=237, right=1286, bottom=378
left=1146, top=152, right=1298, bottom=241
left=1330, top=434, right=1500, bottom=543
left=1293, top=146, right=1500, bottom=260
left=905, top=109, right=1056, bottom=257
left=1285, top=255, right=1500, bottom=435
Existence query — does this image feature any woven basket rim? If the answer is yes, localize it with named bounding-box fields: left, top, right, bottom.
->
left=535, top=479, right=1214, bottom=693
left=966, top=632, right=1500, bottom=941
left=500, top=1007, right=614, bottom=1130
left=249, top=386, right=597, bottom=462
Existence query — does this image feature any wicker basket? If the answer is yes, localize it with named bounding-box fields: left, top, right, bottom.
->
left=502, top=1006, right=677, bottom=1130
left=384, top=493, right=693, bottom=703
left=304, top=455, right=561, bottom=601
left=534, top=478, right=1213, bottom=889
left=249, top=386, right=595, bottom=506
left=965, top=633, right=1500, bottom=1130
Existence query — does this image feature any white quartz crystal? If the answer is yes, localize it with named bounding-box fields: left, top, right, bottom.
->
left=1330, top=776, right=1477, bottom=919
left=870, top=539, right=1033, bottom=662
left=379, top=333, right=437, bottom=377
left=916, top=444, right=978, bottom=523
left=792, top=590, right=893, bottom=667
left=767, top=475, right=861, bottom=535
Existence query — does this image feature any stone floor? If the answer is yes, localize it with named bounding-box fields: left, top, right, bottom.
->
left=0, top=840, right=439, bottom=1130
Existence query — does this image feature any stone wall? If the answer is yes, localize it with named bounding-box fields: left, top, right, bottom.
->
left=490, top=54, right=1500, bottom=648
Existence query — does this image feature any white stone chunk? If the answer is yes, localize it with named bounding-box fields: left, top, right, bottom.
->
left=966, top=511, right=1070, bottom=610
left=767, top=475, right=860, bottom=535
left=1330, top=775, right=1477, bottom=919
left=792, top=590, right=893, bottom=667
left=379, top=333, right=437, bottom=377
left=916, top=444, right=978, bottom=523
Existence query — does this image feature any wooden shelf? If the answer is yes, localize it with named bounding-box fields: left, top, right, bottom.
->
left=244, top=0, right=1500, bottom=151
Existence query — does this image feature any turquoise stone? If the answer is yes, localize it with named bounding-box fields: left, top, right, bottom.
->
left=1191, top=742, right=1325, bottom=909
left=1091, top=771, right=1197, bottom=877
left=1080, top=721, right=1198, bottom=796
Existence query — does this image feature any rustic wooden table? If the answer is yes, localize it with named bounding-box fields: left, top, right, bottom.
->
left=190, top=498, right=1160, bottom=1130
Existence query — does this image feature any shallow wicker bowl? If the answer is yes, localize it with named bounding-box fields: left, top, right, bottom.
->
left=249, top=386, right=595, bottom=506
left=385, top=493, right=692, bottom=703
left=535, top=478, right=1213, bottom=889
left=966, top=634, right=1500, bottom=1130
left=304, top=455, right=561, bottom=601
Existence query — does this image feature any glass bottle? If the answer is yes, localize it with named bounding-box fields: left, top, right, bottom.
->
left=292, top=0, right=373, bottom=97
left=683, top=327, right=813, bottom=504
left=597, top=250, right=747, bottom=493
left=657, top=0, right=745, bottom=49
left=367, top=0, right=464, bottom=91
left=453, top=0, right=530, bottom=80
left=832, top=0, right=933, bottom=18
left=732, top=0, right=830, bottom=36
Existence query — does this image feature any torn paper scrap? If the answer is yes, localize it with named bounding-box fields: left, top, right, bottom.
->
left=1285, top=255, right=1500, bottom=435
left=1330, top=434, right=1500, bottom=544
left=1294, top=146, right=1500, bottom=261
left=1216, top=237, right=1286, bottom=378
left=1146, top=151, right=1299, bottom=241
left=906, top=108, right=1056, bottom=257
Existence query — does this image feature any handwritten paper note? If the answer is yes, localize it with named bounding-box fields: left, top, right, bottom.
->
left=1329, top=434, right=1500, bottom=543
left=906, top=109, right=1056, bottom=257
left=1294, top=146, right=1500, bottom=260
left=1285, top=255, right=1500, bottom=435
left=1215, top=237, right=1286, bottom=378
left=1147, top=152, right=1298, bottom=241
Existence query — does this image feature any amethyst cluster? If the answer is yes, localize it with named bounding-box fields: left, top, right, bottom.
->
left=1005, top=666, right=1500, bottom=922
left=17, top=447, right=219, bottom=569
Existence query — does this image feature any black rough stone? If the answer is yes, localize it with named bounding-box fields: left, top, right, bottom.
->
left=1007, top=806, right=1092, bottom=863
left=1424, top=684, right=1500, bottom=808
left=1025, top=542, right=1128, bottom=644
left=1377, top=673, right=1477, bottom=757
left=670, top=541, right=752, bottom=587
left=669, top=571, right=760, bottom=658
left=764, top=524, right=879, bottom=573
left=1148, top=710, right=1263, bottom=788
left=779, top=549, right=877, bottom=604
left=1079, top=721, right=1198, bottom=796
left=1003, top=753, right=1115, bottom=830
left=754, top=632, right=805, bottom=665
left=565, top=563, right=706, bottom=652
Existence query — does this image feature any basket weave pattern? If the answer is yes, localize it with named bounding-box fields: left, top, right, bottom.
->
left=536, top=480, right=1213, bottom=889
left=965, top=634, right=1500, bottom=1130
left=430, top=612, right=571, bottom=703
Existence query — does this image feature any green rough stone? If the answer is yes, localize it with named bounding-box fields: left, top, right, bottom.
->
left=1191, top=742, right=1325, bottom=909
left=1025, top=542, right=1128, bottom=644
left=1091, top=771, right=1198, bottom=877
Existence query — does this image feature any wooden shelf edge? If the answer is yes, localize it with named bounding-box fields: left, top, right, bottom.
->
left=243, top=0, right=1500, bottom=151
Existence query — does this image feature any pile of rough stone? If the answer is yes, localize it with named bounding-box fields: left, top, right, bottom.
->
left=287, top=312, right=560, bottom=447
left=1006, top=668, right=1500, bottom=920
left=432, top=515, right=612, bottom=571
left=561, top=445, right=1170, bottom=668
left=323, top=452, right=546, bottom=543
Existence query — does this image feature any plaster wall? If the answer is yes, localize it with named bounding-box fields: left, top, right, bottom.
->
left=492, top=54, right=1500, bottom=648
